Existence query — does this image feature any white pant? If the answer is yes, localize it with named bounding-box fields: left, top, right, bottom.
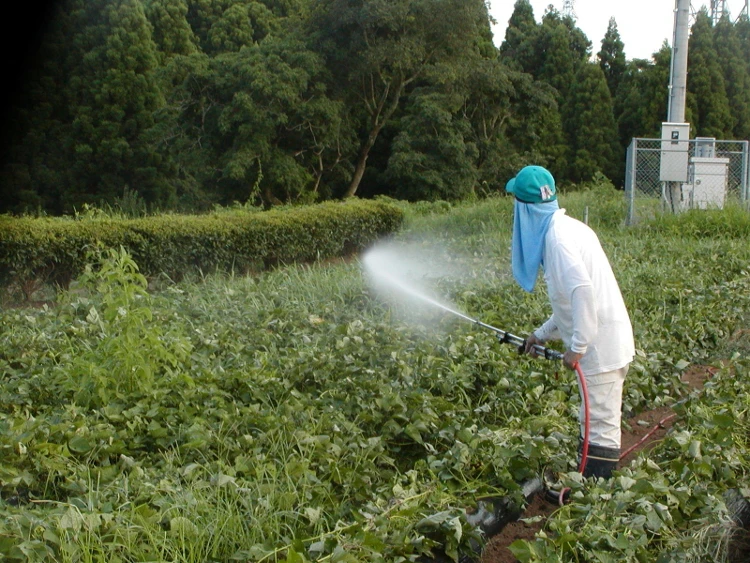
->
left=577, top=365, right=628, bottom=450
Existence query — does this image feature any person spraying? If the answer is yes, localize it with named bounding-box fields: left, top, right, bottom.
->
left=506, top=165, right=635, bottom=480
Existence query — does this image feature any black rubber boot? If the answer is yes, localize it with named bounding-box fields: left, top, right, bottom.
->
left=543, top=443, right=621, bottom=505
left=580, top=443, right=620, bottom=479
left=465, top=478, right=544, bottom=536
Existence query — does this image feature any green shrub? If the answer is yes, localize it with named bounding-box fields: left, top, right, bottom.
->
left=0, top=199, right=404, bottom=299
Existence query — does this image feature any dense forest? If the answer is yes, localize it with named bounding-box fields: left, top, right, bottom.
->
left=1, top=0, right=749, bottom=214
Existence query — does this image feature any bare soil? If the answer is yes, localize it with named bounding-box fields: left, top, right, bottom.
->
left=479, top=365, right=714, bottom=563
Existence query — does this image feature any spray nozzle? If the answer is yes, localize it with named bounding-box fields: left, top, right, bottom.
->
left=487, top=324, right=563, bottom=362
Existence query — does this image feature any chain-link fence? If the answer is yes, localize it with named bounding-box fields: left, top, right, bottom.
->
left=624, top=138, right=750, bottom=225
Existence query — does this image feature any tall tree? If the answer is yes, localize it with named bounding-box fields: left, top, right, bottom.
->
left=537, top=22, right=577, bottom=101
left=598, top=18, right=626, bottom=100
left=162, top=35, right=352, bottom=207
left=221, top=38, right=353, bottom=205
left=499, top=0, right=540, bottom=74
left=686, top=10, right=733, bottom=139
left=564, top=62, right=620, bottom=183
left=68, top=0, right=168, bottom=206
left=615, top=44, right=674, bottom=146
left=146, top=50, right=225, bottom=210
left=713, top=15, right=750, bottom=140
left=385, top=91, right=478, bottom=201
left=307, top=0, right=491, bottom=198
left=207, top=2, right=275, bottom=52
left=532, top=10, right=592, bottom=181
left=457, top=57, right=564, bottom=191
left=186, top=0, right=278, bottom=55
left=144, top=0, right=199, bottom=61
left=1, top=0, right=169, bottom=212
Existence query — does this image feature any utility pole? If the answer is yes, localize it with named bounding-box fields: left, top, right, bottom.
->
left=668, top=0, right=690, bottom=124
left=660, top=0, right=692, bottom=213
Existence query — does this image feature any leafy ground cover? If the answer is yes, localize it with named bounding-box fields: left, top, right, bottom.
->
left=0, top=187, right=749, bottom=562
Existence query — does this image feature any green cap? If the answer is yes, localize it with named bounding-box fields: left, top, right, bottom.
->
left=505, top=165, right=557, bottom=204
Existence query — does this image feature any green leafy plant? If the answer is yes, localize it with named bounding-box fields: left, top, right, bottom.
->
left=0, top=192, right=748, bottom=562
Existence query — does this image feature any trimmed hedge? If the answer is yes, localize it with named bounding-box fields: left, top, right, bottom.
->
left=0, top=199, right=404, bottom=297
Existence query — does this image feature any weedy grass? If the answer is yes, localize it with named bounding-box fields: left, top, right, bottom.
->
left=0, top=187, right=749, bottom=562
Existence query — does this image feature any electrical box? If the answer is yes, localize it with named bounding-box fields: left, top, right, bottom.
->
left=660, top=122, right=690, bottom=182
left=694, top=137, right=716, bottom=158
left=689, top=156, right=730, bottom=209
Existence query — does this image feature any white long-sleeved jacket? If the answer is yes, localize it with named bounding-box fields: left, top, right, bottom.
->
left=533, top=210, right=634, bottom=376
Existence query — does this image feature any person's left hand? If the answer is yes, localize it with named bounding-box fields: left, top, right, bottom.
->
left=563, top=350, right=584, bottom=370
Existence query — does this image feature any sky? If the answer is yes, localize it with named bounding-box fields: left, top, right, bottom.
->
left=488, top=0, right=748, bottom=61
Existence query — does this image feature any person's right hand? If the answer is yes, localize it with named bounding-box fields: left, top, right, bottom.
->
left=524, top=333, right=544, bottom=357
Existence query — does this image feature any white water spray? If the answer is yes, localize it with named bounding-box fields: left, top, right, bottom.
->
left=365, top=257, right=474, bottom=321
left=361, top=241, right=473, bottom=325
left=361, top=240, right=564, bottom=358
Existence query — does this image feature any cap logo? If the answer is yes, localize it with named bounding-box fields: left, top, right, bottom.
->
left=539, top=184, right=553, bottom=200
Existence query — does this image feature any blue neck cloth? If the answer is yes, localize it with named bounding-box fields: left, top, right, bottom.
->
left=511, top=200, right=560, bottom=292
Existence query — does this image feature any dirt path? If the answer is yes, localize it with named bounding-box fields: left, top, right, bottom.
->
left=480, top=365, right=713, bottom=563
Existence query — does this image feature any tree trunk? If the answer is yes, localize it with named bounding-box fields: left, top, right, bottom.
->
left=343, top=68, right=415, bottom=199
left=343, top=84, right=404, bottom=198
left=344, top=142, right=373, bottom=198
left=344, top=116, right=385, bottom=196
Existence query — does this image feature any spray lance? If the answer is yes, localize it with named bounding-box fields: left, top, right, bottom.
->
left=421, top=303, right=591, bottom=477
left=420, top=302, right=595, bottom=512
left=363, top=260, right=591, bottom=481
left=449, top=309, right=564, bottom=362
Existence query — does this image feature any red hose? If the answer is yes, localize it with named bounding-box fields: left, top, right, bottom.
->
left=544, top=362, right=589, bottom=506
left=619, top=413, right=676, bottom=460
left=574, top=362, right=590, bottom=474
